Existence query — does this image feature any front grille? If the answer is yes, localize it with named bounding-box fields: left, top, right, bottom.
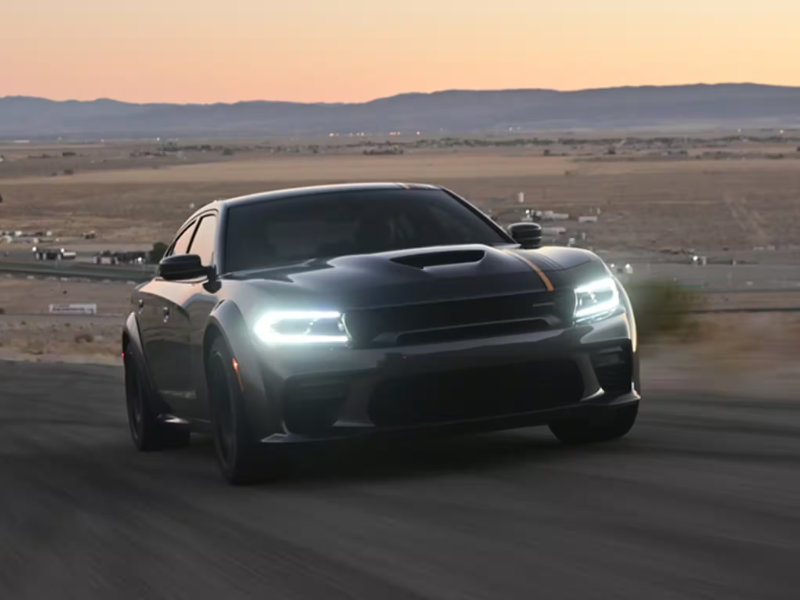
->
left=369, top=360, right=583, bottom=427
left=591, top=345, right=633, bottom=396
left=345, top=291, right=574, bottom=347
left=396, top=319, right=550, bottom=345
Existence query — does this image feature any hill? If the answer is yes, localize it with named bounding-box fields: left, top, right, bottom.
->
left=2, top=84, right=800, bottom=139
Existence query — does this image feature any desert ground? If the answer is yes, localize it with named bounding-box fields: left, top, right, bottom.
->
left=2, top=135, right=800, bottom=252
left=1, top=134, right=799, bottom=390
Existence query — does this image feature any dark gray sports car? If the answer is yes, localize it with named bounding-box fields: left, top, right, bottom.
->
left=123, top=183, right=640, bottom=483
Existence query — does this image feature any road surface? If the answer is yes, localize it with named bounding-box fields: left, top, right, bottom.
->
left=1, top=361, right=798, bottom=599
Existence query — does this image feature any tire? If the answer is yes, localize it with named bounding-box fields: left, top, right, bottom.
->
left=207, top=337, right=273, bottom=484
left=124, top=346, right=190, bottom=451
left=549, top=403, right=638, bottom=444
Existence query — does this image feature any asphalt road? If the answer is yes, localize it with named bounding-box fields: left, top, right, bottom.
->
left=1, top=361, right=798, bottom=600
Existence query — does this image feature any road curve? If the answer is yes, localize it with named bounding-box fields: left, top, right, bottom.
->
left=1, top=360, right=798, bottom=599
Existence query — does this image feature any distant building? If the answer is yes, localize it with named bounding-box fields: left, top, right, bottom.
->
left=33, top=247, right=76, bottom=261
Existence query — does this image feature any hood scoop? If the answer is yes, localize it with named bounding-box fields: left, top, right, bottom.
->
left=391, top=249, right=486, bottom=269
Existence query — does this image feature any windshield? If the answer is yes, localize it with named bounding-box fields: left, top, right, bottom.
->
left=223, top=189, right=509, bottom=272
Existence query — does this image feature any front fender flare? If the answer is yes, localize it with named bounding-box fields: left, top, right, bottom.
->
left=204, top=301, right=281, bottom=441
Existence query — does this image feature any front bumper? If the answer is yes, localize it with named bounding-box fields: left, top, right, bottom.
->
left=243, top=312, right=640, bottom=444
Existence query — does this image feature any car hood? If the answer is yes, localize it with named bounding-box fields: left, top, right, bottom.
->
left=226, top=244, right=600, bottom=311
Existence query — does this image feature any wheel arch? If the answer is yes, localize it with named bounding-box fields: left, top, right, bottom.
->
left=201, top=301, right=280, bottom=440
left=122, top=312, right=148, bottom=370
left=122, top=311, right=171, bottom=416
left=202, top=322, right=225, bottom=378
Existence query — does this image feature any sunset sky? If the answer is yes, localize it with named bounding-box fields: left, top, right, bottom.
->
left=4, top=0, right=799, bottom=104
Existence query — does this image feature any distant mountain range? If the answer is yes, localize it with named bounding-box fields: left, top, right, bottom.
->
left=2, top=84, right=800, bottom=139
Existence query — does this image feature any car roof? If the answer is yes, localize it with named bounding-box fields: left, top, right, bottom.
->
left=186, top=182, right=442, bottom=221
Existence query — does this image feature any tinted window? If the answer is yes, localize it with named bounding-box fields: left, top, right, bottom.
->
left=189, top=215, right=217, bottom=266
left=168, top=221, right=196, bottom=257
left=224, top=189, right=508, bottom=272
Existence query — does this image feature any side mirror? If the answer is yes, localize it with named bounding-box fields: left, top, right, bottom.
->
left=158, top=254, right=213, bottom=281
left=508, top=222, right=543, bottom=249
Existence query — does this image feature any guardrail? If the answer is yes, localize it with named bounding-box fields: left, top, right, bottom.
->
left=0, top=260, right=154, bottom=282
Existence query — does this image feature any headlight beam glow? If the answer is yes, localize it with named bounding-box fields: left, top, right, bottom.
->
left=574, top=277, right=621, bottom=323
left=254, top=310, right=349, bottom=345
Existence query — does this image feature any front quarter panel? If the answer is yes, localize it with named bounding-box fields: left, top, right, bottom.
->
left=531, top=247, right=640, bottom=394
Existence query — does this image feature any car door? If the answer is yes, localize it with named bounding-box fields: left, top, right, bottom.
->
left=137, top=219, right=197, bottom=414
left=178, top=213, right=221, bottom=420
left=149, top=213, right=223, bottom=418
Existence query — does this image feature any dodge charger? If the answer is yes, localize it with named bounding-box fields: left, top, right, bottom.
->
left=122, top=183, right=640, bottom=483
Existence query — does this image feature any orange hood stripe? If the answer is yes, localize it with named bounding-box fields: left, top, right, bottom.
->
left=502, top=250, right=555, bottom=292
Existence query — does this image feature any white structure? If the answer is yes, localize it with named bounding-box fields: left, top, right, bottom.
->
left=578, top=215, right=598, bottom=224
left=49, top=303, right=97, bottom=315
left=543, top=227, right=567, bottom=236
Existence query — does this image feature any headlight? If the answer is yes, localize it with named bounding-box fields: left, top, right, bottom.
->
left=254, top=311, right=348, bottom=345
left=574, top=277, right=621, bottom=323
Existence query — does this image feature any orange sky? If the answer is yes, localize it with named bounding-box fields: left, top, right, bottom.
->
left=4, top=0, right=800, bottom=103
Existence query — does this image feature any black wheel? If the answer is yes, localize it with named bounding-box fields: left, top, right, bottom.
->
left=207, top=337, right=272, bottom=484
left=549, top=403, right=638, bottom=444
left=124, top=346, right=190, bottom=451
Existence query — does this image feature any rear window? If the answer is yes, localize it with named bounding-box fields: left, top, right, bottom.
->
left=223, top=189, right=507, bottom=272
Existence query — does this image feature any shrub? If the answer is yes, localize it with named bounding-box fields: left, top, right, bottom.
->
left=25, top=341, right=45, bottom=355
left=623, top=280, right=703, bottom=344
left=74, top=332, right=94, bottom=343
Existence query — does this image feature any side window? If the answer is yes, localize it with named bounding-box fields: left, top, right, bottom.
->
left=188, top=215, right=217, bottom=266
left=167, top=221, right=196, bottom=257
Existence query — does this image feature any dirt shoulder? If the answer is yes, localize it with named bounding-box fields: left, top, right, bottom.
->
left=0, top=277, right=132, bottom=364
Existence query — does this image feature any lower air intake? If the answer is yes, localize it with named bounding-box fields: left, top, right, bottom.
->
left=591, top=345, right=633, bottom=396
left=284, top=377, right=349, bottom=434
left=369, top=360, right=583, bottom=427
